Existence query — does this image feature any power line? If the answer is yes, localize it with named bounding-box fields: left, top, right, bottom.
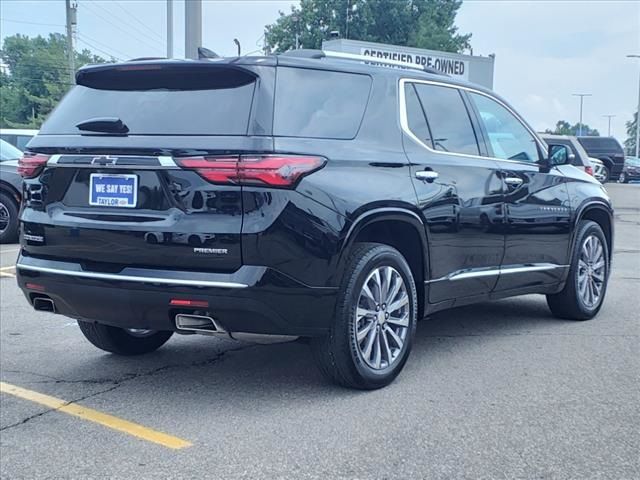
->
left=111, top=0, right=165, bottom=43
left=1, top=18, right=65, bottom=28
left=79, top=2, right=163, bottom=54
left=76, top=36, right=123, bottom=61
left=76, top=32, right=133, bottom=60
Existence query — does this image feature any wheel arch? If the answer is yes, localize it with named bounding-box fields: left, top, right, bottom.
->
left=575, top=201, right=614, bottom=262
left=0, top=180, right=21, bottom=205
left=337, top=208, right=429, bottom=317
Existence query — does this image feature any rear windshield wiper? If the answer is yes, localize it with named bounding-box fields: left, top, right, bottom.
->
left=76, top=117, right=129, bottom=134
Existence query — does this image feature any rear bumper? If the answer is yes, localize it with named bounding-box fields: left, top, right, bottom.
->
left=16, top=255, right=337, bottom=337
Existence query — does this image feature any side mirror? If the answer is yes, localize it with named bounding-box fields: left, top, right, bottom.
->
left=547, top=144, right=571, bottom=167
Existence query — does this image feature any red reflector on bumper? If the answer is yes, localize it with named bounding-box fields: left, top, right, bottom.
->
left=170, top=299, right=209, bottom=308
left=25, top=283, right=46, bottom=291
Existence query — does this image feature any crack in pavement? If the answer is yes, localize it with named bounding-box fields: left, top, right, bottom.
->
left=0, top=342, right=259, bottom=431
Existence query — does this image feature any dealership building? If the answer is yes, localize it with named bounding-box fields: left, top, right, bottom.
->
left=322, top=38, right=495, bottom=89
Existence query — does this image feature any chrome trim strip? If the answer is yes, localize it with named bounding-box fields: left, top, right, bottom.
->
left=16, top=263, right=249, bottom=289
left=44, top=155, right=179, bottom=170
left=425, top=263, right=569, bottom=283
left=158, top=156, right=178, bottom=167
left=398, top=78, right=548, bottom=166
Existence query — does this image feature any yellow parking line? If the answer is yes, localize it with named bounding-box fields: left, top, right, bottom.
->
left=0, top=271, right=15, bottom=278
left=0, top=265, right=16, bottom=271
left=0, top=382, right=192, bottom=450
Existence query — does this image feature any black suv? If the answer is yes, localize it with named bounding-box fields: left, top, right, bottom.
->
left=577, top=136, right=625, bottom=182
left=16, top=52, right=613, bottom=389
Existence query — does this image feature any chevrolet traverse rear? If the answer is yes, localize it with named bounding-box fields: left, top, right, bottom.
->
left=17, top=54, right=613, bottom=389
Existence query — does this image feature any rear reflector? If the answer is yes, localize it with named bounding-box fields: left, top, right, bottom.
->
left=585, top=166, right=594, bottom=176
left=18, top=153, right=50, bottom=178
left=170, top=299, right=209, bottom=308
left=176, top=155, right=326, bottom=188
left=25, top=283, right=46, bottom=291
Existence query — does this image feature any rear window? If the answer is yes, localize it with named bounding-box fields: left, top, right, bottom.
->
left=274, top=67, right=371, bottom=139
left=578, top=137, right=623, bottom=152
left=40, top=66, right=257, bottom=136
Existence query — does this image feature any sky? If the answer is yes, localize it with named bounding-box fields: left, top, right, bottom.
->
left=1, top=0, right=638, bottom=141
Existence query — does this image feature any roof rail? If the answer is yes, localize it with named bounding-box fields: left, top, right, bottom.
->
left=322, top=50, right=444, bottom=75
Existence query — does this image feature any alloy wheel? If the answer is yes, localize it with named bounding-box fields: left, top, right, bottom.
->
left=354, top=266, right=410, bottom=370
left=0, top=202, right=9, bottom=235
left=577, top=235, right=606, bottom=309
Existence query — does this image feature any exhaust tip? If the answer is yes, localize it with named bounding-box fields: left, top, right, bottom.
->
left=33, top=297, right=55, bottom=313
left=175, top=313, right=225, bottom=335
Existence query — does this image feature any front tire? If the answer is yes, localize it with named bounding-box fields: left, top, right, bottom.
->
left=618, top=172, right=628, bottom=184
left=311, top=242, right=418, bottom=389
left=547, top=220, right=609, bottom=320
left=77, top=321, right=173, bottom=355
left=0, top=192, right=19, bottom=244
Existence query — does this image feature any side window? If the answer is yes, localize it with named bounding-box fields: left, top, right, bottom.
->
left=274, top=68, right=372, bottom=139
left=413, top=83, right=480, bottom=155
left=404, top=83, right=432, bottom=147
left=470, top=92, right=540, bottom=163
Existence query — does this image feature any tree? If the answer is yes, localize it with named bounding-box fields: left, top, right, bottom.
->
left=264, top=0, right=471, bottom=54
left=624, top=111, right=637, bottom=155
left=0, top=33, right=108, bottom=128
left=544, top=120, right=599, bottom=137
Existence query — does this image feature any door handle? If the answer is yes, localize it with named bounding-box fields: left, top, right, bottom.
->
left=504, top=177, right=523, bottom=186
left=415, top=170, right=439, bottom=182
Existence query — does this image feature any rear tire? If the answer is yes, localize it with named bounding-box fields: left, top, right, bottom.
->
left=77, top=321, right=173, bottom=355
left=0, top=192, right=19, bottom=244
left=311, top=242, right=418, bottom=389
left=618, top=172, right=628, bottom=184
left=546, top=220, right=609, bottom=320
left=600, top=165, right=611, bottom=183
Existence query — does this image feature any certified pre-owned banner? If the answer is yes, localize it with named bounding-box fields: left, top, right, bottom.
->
left=360, top=47, right=469, bottom=80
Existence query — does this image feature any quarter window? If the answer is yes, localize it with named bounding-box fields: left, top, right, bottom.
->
left=470, top=92, right=540, bottom=163
left=413, top=83, right=480, bottom=155
left=404, top=84, right=432, bottom=147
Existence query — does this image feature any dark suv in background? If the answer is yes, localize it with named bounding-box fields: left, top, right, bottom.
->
left=577, top=136, right=625, bottom=182
left=16, top=52, right=613, bottom=389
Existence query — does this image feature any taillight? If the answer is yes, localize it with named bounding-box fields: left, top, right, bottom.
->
left=585, top=166, right=594, bottom=176
left=176, top=155, right=326, bottom=188
left=18, top=153, right=50, bottom=178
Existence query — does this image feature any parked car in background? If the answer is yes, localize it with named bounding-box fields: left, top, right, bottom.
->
left=577, top=136, right=625, bottom=182
left=619, top=156, right=640, bottom=183
left=15, top=53, right=613, bottom=389
left=0, top=129, right=38, bottom=151
left=590, top=157, right=607, bottom=183
left=0, top=139, right=23, bottom=243
left=540, top=134, right=595, bottom=177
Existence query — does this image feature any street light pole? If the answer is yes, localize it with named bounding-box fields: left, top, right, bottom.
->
left=185, top=0, right=202, bottom=60
left=166, top=0, right=173, bottom=58
left=602, top=115, right=616, bottom=136
left=572, top=93, right=592, bottom=136
left=627, top=54, right=640, bottom=157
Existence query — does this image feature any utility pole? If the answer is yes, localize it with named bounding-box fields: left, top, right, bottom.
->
left=572, top=93, right=592, bottom=136
left=65, top=0, right=77, bottom=84
left=166, top=0, right=173, bottom=58
left=628, top=54, right=640, bottom=157
left=185, top=0, right=202, bottom=59
left=602, top=115, right=616, bottom=137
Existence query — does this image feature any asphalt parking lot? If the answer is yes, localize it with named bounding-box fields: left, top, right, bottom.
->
left=0, top=183, right=638, bottom=479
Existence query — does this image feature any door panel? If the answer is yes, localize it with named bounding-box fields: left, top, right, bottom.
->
left=495, top=164, right=572, bottom=289
left=466, top=90, right=572, bottom=291
left=401, top=81, right=505, bottom=303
